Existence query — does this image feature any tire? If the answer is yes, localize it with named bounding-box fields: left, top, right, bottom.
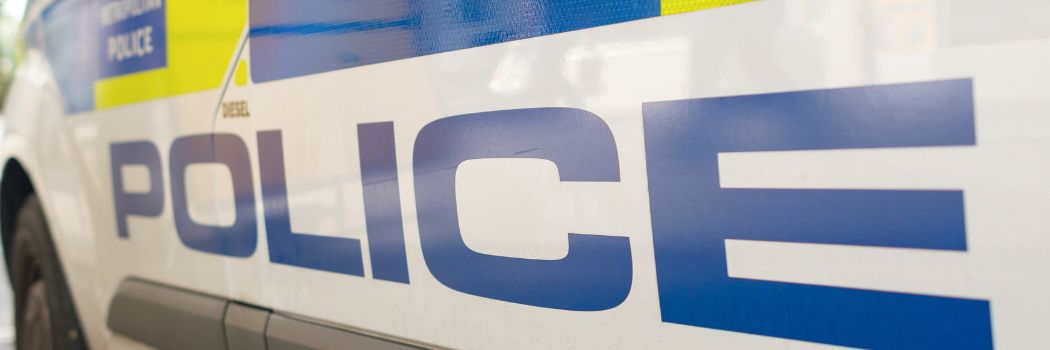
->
left=10, top=195, right=87, bottom=350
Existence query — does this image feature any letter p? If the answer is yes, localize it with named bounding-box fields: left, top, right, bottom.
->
left=110, top=141, right=164, bottom=238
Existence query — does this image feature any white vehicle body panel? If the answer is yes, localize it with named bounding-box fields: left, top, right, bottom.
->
left=4, top=0, right=1050, bottom=348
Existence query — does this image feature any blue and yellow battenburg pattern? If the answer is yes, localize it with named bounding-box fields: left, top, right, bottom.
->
left=33, top=0, right=751, bottom=113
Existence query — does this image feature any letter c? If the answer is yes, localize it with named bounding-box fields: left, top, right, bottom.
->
left=413, top=108, right=632, bottom=311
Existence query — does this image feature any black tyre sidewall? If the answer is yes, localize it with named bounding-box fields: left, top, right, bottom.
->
left=10, top=195, right=86, bottom=350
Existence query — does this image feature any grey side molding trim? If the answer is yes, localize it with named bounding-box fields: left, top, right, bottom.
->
left=107, top=279, right=228, bottom=350
left=108, top=278, right=434, bottom=349
left=226, top=303, right=271, bottom=350
left=267, top=314, right=425, bottom=350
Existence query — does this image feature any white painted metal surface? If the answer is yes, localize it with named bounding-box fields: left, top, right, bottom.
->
left=5, top=0, right=1050, bottom=348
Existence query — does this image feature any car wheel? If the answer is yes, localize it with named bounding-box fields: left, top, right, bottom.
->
left=10, top=195, right=86, bottom=350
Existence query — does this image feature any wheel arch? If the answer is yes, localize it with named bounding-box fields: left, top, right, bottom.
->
left=1, top=158, right=36, bottom=279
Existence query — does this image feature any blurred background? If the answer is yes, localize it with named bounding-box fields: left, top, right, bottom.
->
left=0, top=0, right=24, bottom=109
left=0, top=0, right=24, bottom=348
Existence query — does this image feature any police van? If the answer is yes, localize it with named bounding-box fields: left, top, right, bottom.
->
left=0, top=0, right=1045, bottom=348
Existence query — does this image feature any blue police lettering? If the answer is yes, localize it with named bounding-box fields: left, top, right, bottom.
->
left=257, top=130, right=365, bottom=276
left=643, top=79, right=991, bottom=349
left=413, top=108, right=632, bottom=311
left=358, top=122, right=411, bottom=283
left=110, top=140, right=164, bottom=238
left=169, top=134, right=257, bottom=257
left=106, top=80, right=992, bottom=349
left=111, top=128, right=412, bottom=281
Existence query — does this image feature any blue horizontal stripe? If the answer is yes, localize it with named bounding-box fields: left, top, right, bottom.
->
left=249, top=0, right=661, bottom=82
left=249, top=18, right=419, bottom=37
